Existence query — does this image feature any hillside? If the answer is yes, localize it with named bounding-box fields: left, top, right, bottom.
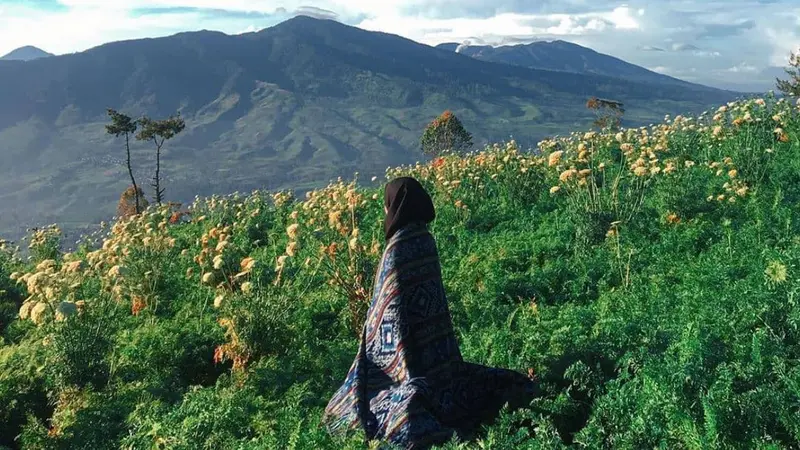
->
left=1, top=95, right=799, bottom=449
left=0, top=15, right=740, bottom=241
left=436, top=40, right=701, bottom=88
left=0, top=46, right=53, bottom=62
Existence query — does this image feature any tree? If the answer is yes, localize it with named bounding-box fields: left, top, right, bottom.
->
left=420, top=110, right=473, bottom=157
left=106, top=109, right=143, bottom=214
left=776, top=50, right=800, bottom=97
left=117, top=185, right=150, bottom=219
left=136, top=114, right=186, bottom=205
left=586, top=97, right=625, bottom=130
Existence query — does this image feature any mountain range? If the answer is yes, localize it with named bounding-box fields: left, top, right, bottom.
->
left=0, top=16, right=742, bottom=241
left=435, top=40, right=700, bottom=88
left=0, top=46, right=53, bottom=62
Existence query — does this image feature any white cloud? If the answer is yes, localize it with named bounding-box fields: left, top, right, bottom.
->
left=727, top=62, right=758, bottom=73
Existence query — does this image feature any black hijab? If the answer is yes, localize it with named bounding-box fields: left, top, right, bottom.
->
left=384, top=177, right=435, bottom=241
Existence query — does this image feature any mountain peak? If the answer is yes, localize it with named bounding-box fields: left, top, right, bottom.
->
left=0, top=46, right=54, bottom=61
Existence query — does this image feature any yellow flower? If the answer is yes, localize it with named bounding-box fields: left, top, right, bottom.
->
left=213, top=255, right=225, bottom=270
left=36, top=260, right=56, bottom=272
left=285, top=223, right=300, bottom=240
left=30, top=302, right=48, bottom=325
left=728, top=169, right=738, bottom=178
left=213, top=294, right=226, bottom=309
left=241, top=282, right=253, bottom=294
left=186, top=267, right=194, bottom=279
left=19, top=302, right=34, bottom=320
left=240, top=257, right=256, bottom=272
left=548, top=151, right=564, bottom=167
left=559, top=169, right=576, bottom=182
left=286, top=241, right=298, bottom=257
left=712, top=126, right=723, bottom=136
left=633, top=166, right=648, bottom=177
left=276, top=255, right=288, bottom=268
left=215, top=240, right=229, bottom=252
left=290, top=210, right=299, bottom=220
left=549, top=186, right=561, bottom=194
left=107, top=265, right=125, bottom=278
left=349, top=237, right=358, bottom=251
left=202, top=272, right=215, bottom=285
left=579, top=169, right=592, bottom=177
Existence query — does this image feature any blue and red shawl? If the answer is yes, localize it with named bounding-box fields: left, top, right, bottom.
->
left=323, top=222, right=538, bottom=449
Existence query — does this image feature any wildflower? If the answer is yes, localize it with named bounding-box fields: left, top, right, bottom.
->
left=213, top=294, right=226, bottom=308
left=650, top=167, right=661, bottom=175
left=598, top=163, right=606, bottom=170
left=276, top=255, right=288, bottom=269
left=213, top=255, right=224, bottom=270
left=707, top=195, right=714, bottom=202
left=290, top=211, right=299, bottom=220
left=712, top=126, right=723, bottom=136
left=559, top=169, right=576, bottom=182
left=620, top=143, right=634, bottom=153
left=765, top=260, right=788, bottom=284
left=728, top=169, right=738, bottom=178
left=736, top=186, right=748, bottom=197
left=286, top=223, right=299, bottom=240
left=717, top=194, right=726, bottom=202
left=349, top=237, right=358, bottom=251
left=633, top=166, right=648, bottom=177
left=666, top=213, right=680, bottom=224
left=186, top=267, right=194, bottom=279
left=36, top=260, right=56, bottom=272
left=615, top=132, right=624, bottom=143
left=755, top=98, right=766, bottom=106
left=548, top=151, right=563, bottom=167
left=107, top=265, right=125, bottom=278
left=241, top=282, right=253, bottom=294
left=240, top=257, right=256, bottom=272
left=685, top=160, right=695, bottom=168
left=579, top=169, right=592, bottom=177
left=30, top=302, right=47, bottom=325
left=202, top=272, right=215, bottom=285
left=19, top=302, right=34, bottom=320
left=454, top=200, right=464, bottom=208
left=549, top=186, right=561, bottom=194
left=286, top=241, right=298, bottom=257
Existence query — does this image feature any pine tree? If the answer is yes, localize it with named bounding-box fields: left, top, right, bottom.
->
left=420, top=110, right=473, bottom=157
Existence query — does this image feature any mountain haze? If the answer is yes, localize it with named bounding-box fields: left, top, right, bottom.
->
left=0, top=46, right=54, bottom=61
left=436, top=40, right=701, bottom=88
left=0, top=16, right=740, bottom=240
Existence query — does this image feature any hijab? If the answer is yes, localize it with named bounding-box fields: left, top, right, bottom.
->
left=383, top=177, right=435, bottom=241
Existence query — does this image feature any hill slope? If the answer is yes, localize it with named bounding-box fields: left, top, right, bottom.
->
left=0, top=96, right=798, bottom=448
left=436, top=40, right=700, bottom=88
left=0, top=16, right=739, bottom=240
left=0, top=46, right=53, bottom=61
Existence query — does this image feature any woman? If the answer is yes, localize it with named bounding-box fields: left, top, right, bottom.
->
left=323, top=177, right=538, bottom=449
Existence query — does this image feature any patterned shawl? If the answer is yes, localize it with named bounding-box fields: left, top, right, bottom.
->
left=323, top=223, right=537, bottom=449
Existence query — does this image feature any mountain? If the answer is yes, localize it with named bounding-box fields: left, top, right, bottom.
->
left=0, top=16, right=740, bottom=240
left=0, top=45, right=53, bottom=61
left=436, top=40, right=703, bottom=88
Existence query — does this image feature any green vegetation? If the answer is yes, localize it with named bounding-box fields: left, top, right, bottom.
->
left=0, top=94, right=799, bottom=448
left=420, top=110, right=474, bottom=157
left=777, top=50, right=800, bottom=98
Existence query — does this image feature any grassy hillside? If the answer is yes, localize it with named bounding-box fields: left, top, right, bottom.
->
left=0, top=16, right=740, bottom=240
left=1, top=95, right=799, bottom=449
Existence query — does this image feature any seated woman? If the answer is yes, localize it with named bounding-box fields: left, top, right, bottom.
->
left=323, top=177, right=538, bottom=449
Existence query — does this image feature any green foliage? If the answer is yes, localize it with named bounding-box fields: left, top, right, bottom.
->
left=1, top=97, right=800, bottom=448
left=421, top=110, right=474, bottom=157
left=776, top=50, right=800, bottom=98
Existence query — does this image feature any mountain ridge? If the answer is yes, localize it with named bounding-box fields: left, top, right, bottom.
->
left=435, top=39, right=707, bottom=89
left=0, top=45, right=54, bottom=61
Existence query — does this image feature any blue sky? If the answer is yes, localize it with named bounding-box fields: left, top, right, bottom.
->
left=0, top=0, right=797, bottom=91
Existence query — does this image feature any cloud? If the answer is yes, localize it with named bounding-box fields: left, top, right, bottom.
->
left=291, top=6, right=338, bottom=20
left=639, top=45, right=666, bottom=52
left=727, top=62, right=759, bottom=73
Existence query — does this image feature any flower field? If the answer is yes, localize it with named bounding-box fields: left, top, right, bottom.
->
left=1, top=95, right=800, bottom=449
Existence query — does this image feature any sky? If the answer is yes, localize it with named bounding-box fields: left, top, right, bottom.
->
left=0, top=0, right=798, bottom=91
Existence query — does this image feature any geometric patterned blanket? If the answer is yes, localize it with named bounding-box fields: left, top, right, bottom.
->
left=322, top=223, right=538, bottom=449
